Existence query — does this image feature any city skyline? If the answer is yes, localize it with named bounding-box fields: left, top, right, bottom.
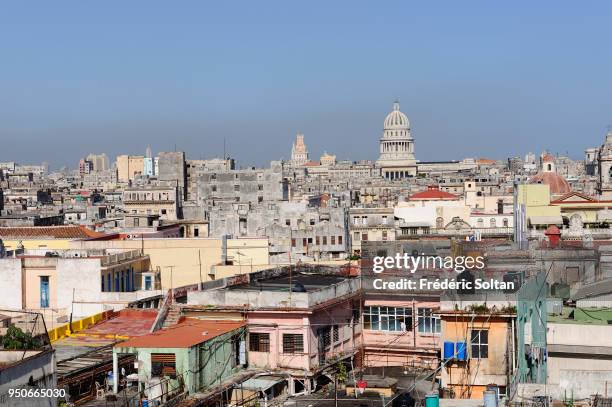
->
left=2, top=1, right=612, bottom=167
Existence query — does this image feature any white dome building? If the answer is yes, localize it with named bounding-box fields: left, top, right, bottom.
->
left=376, top=101, right=417, bottom=179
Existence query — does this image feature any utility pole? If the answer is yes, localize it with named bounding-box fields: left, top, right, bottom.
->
left=288, top=229, right=293, bottom=307
left=334, top=371, right=338, bottom=407
left=165, top=266, right=175, bottom=299
left=198, top=250, right=203, bottom=289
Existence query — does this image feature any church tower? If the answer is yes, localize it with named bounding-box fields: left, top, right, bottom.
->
left=598, top=132, right=612, bottom=198
left=291, top=133, right=309, bottom=165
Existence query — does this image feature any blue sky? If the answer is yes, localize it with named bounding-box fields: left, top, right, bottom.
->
left=1, top=1, right=612, bottom=169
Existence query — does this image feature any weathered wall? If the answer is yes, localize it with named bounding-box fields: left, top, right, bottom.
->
left=0, top=259, right=23, bottom=310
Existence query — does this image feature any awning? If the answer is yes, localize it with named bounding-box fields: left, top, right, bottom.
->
left=529, top=215, right=563, bottom=225
left=239, top=376, right=286, bottom=391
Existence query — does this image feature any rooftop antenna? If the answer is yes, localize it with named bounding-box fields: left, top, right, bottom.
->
left=223, top=138, right=226, bottom=159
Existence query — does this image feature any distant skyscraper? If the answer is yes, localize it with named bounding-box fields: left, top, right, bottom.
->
left=79, top=158, right=93, bottom=176
left=86, top=153, right=109, bottom=172
left=144, top=145, right=154, bottom=176
left=291, top=133, right=309, bottom=165
left=377, top=101, right=417, bottom=180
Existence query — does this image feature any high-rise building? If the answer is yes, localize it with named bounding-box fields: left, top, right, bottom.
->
left=116, top=155, right=145, bottom=182
left=79, top=158, right=94, bottom=176
left=144, top=145, right=154, bottom=176
left=376, top=101, right=417, bottom=180
left=86, top=153, right=110, bottom=172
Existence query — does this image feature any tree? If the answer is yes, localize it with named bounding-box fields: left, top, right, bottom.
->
left=2, top=325, right=36, bottom=350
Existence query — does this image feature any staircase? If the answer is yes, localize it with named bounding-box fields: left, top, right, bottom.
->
left=162, top=305, right=182, bottom=329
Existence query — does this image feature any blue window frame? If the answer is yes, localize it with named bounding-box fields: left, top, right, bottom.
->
left=40, top=276, right=49, bottom=308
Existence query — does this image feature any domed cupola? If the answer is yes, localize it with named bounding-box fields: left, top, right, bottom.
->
left=376, top=101, right=417, bottom=179
left=384, top=101, right=410, bottom=131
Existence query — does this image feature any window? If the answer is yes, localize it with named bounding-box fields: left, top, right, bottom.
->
left=161, top=209, right=167, bottom=215
left=333, top=325, right=339, bottom=342
left=151, top=353, right=176, bottom=378
left=417, top=308, right=441, bottom=334
left=310, top=219, right=315, bottom=226
left=194, top=227, right=199, bottom=237
left=331, top=236, right=336, bottom=245
left=285, top=219, right=291, bottom=226
left=503, top=218, right=508, bottom=227
left=249, top=333, right=270, bottom=352
left=471, top=330, right=488, bottom=359
left=361, top=233, right=368, bottom=241
left=322, top=236, right=327, bottom=245
left=39, top=276, right=50, bottom=308
left=338, top=236, right=343, bottom=245
left=364, top=306, right=412, bottom=332
left=144, top=275, right=152, bottom=290
left=258, top=184, right=264, bottom=191
left=382, top=215, right=388, bottom=225
left=234, top=185, right=240, bottom=191
left=382, top=231, right=388, bottom=241
left=212, top=185, right=217, bottom=192
left=318, top=327, right=332, bottom=349
left=291, top=238, right=296, bottom=247
left=353, top=232, right=360, bottom=241
left=283, top=334, right=304, bottom=353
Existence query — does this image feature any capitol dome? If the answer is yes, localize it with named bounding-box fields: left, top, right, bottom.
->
left=384, top=101, right=410, bottom=130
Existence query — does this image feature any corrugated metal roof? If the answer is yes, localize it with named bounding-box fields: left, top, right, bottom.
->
left=240, top=376, right=286, bottom=391
left=115, top=319, right=245, bottom=349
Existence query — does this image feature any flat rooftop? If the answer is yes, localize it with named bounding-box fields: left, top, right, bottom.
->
left=232, top=273, right=347, bottom=292
left=54, top=309, right=158, bottom=362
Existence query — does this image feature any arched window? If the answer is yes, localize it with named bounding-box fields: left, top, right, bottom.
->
left=436, top=217, right=444, bottom=229
left=503, top=218, right=508, bottom=227
left=477, top=218, right=484, bottom=228
left=490, top=218, right=496, bottom=228
left=547, top=163, right=552, bottom=171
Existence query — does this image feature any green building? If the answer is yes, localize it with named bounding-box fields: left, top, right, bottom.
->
left=112, top=319, right=246, bottom=404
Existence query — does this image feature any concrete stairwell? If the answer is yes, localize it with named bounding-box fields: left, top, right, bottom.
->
left=162, top=305, right=182, bottom=329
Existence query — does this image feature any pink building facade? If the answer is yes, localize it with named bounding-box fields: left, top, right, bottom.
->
left=362, top=295, right=441, bottom=369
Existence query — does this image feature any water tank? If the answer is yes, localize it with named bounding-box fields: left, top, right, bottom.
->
left=456, top=342, right=467, bottom=361
left=483, top=390, right=498, bottom=407
left=443, top=341, right=455, bottom=359
left=425, top=394, right=439, bottom=407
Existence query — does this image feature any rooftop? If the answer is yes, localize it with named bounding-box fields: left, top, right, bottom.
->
left=54, top=309, right=158, bottom=361
left=408, top=186, right=459, bottom=201
left=0, top=225, right=104, bottom=239
left=548, top=306, right=612, bottom=326
left=232, top=272, right=346, bottom=292
left=115, top=319, right=245, bottom=349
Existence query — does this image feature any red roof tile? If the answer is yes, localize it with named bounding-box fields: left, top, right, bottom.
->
left=0, top=225, right=104, bottom=239
left=409, top=186, right=459, bottom=201
left=116, top=319, right=245, bottom=349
